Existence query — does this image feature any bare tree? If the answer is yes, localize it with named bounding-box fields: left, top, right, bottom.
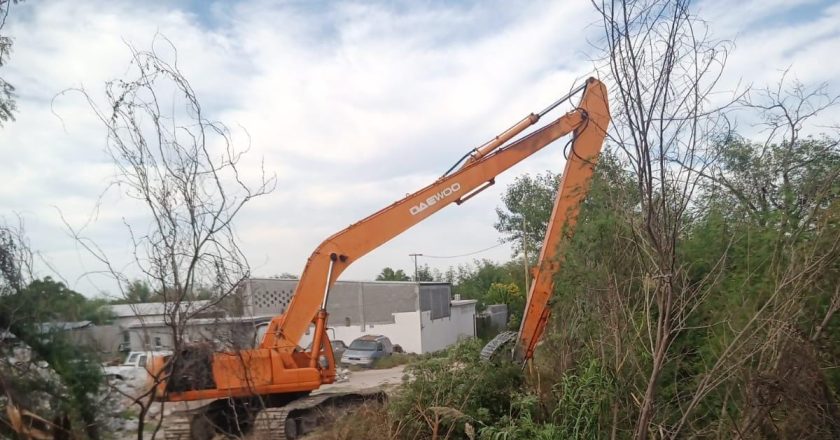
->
left=0, top=0, right=22, bottom=126
left=59, top=36, right=275, bottom=439
left=591, top=1, right=735, bottom=437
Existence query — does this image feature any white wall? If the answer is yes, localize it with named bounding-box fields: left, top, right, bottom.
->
left=128, top=326, right=171, bottom=351
left=452, top=303, right=477, bottom=340
left=300, top=311, right=425, bottom=354
left=419, top=302, right=476, bottom=353
left=299, top=302, right=476, bottom=355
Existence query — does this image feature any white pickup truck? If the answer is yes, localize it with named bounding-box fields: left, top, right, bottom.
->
left=103, top=351, right=170, bottom=382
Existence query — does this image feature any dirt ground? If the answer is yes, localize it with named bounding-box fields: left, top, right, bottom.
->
left=315, top=365, right=406, bottom=394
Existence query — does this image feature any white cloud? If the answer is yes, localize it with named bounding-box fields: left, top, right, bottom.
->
left=0, top=0, right=838, bottom=296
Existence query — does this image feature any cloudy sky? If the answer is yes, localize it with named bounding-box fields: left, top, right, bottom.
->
left=1, top=0, right=838, bottom=297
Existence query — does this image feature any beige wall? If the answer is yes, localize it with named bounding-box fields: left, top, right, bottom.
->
left=125, top=319, right=265, bottom=352
left=66, top=325, right=122, bottom=357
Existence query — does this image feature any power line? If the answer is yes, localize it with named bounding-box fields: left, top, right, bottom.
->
left=420, top=242, right=506, bottom=259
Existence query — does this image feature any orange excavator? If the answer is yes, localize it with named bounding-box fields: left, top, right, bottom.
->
left=153, top=77, right=610, bottom=439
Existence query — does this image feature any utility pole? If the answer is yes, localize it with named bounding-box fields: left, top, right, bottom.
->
left=521, top=210, right=534, bottom=375
left=409, top=253, right=423, bottom=281
left=520, top=193, right=531, bottom=298
left=522, top=216, right=530, bottom=297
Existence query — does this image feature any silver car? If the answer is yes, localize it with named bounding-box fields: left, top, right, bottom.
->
left=340, top=335, right=393, bottom=367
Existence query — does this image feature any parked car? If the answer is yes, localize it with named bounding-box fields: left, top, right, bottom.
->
left=256, top=322, right=346, bottom=359
left=103, top=350, right=171, bottom=382
left=302, top=338, right=348, bottom=360
left=340, top=335, right=393, bottom=367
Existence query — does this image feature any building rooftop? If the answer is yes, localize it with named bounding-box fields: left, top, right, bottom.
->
left=125, top=315, right=270, bottom=329
left=105, top=300, right=213, bottom=318
left=37, top=321, right=93, bottom=332
left=246, top=278, right=451, bottom=286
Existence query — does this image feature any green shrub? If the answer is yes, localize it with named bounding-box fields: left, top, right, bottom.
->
left=390, top=339, right=523, bottom=438
left=479, top=393, right=561, bottom=440
left=551, top=359, right=614, bottom=438
left=479, top=359, right=613, bottom=440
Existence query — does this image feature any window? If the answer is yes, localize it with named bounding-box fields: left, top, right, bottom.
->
left=154, top=337, right=162, bottom=348
left=348, top=340, right=378, bottom=351
left=119, top=332, right=131, bottom=351
left=255, top=323, right=268, bottom=348
left=344, top=317, right=351, bottom=327
left=137, top=355, right=147, bottom=368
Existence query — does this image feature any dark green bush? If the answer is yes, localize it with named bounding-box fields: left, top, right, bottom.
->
left=390, top=339, right=523, bottom=438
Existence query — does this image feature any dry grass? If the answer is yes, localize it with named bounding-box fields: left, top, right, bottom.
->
left=345, top=353, right=419, bottom=371
left=302, top=401, right=399, bottom=440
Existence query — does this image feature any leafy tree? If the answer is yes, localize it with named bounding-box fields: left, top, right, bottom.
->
left=124, top=279, right=152, bottom=303
left=0, top=224, right=105, bottom=439
left=415, top=264, right=437, bottom=282
left=485, top=282, right=525, bottom=329
left=376, top=267, right=410, bottom=281
left=450, top=259, right=525, bottom=310
left=495, top=171, right=559, bottom=258
left=2, top=277, right=111, bottom=324
left=708, top=135, right=839, bottom=232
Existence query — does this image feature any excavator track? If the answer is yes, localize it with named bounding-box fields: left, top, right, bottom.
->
left=250, top=394, right=330, bottom=439
left=162, top=399, right=252, bottom=440
left=163, top=391, right=386, bottom=440
left=480, top=330, right=518, bottom=361
left=162, top=412, right=194, bottom=440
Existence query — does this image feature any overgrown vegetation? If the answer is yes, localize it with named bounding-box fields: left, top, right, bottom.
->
left=1, top=277, right=113, bottom=324
left=321, top=1, right=839, bottom=437
left=389, top=339, right=523, bottom=439
left=1, top=223, right=108, bottom=439
left=321, top=111, right=837, bottom=438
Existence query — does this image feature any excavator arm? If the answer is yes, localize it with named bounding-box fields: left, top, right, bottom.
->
left=261, top=78, right=609, bottom=354
left=513, top=90, right=608, bottom=362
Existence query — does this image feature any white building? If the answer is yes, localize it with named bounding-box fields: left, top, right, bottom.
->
left=94, top=281, right=477, bottom=355
left=104, top=300, right=227, bottom=352
left=242, top=278, right=476, bottom=354
left=106, top=301, right=221, bottom=328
